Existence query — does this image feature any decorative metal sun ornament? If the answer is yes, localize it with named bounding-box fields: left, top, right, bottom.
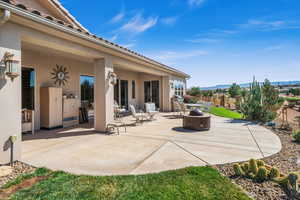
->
left=51, top=65, right=69, bottom=86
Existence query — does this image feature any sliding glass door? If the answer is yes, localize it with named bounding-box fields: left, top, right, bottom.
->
left=120, top=80, right=128, bottom=109
left=144, top=80, right=160, bottom=108
left=114, top=79, right=129, bottom=109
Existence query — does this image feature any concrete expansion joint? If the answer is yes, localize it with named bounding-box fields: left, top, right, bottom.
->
left=123, top=133, right=211, bottom=166
left=247, top=125, right=265, bottom=158
left=129, top=140, right=169, bottom=173
left=169, top=141, right=211, bottom=166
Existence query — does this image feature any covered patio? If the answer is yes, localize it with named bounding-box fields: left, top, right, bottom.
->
left=21, top=113, right=282, bottom=175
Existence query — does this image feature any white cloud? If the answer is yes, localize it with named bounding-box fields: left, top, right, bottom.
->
left=188, top=0, right=206, bottom=7
left=186, top=38, right=220, bottom=43
left=121, top=43, right=135, bottom=49
left=109, top=35, right=118, bottom=42
left=161, top=17, right=178, bottom=26
left=110, top=11, right=125, bottom=23
left=147, top=50, right=208, bottom=65
left=120, top=13, right=158, bottom=34
left=239, top=19, right=287, bottom=31
left=263, top=45, right=283, bottom=51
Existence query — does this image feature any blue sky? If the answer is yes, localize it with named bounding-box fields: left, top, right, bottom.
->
left=60, top=0, right=300, bottom=87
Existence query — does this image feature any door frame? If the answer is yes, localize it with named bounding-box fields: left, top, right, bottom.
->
left=21, top=65, right=37, bottom=131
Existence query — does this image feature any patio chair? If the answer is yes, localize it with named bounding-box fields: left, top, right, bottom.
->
left=129, top=105, right=146, bottom=125
left=173, top=101, right=186, bottom=117
left=114, top=101, right=127, bottom=119
left=22, top=109, right=35, bottom=135
left=145, top=103, right=159, bottom=120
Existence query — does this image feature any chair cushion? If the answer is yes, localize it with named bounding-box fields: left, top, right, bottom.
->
left=145, top=103, right=156, bottom=112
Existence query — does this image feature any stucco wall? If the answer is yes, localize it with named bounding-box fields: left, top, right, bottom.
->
left=0, top=23, right=22, bottom=164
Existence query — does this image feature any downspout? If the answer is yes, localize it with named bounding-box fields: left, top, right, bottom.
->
left=0, top=9, right=11, bottom=26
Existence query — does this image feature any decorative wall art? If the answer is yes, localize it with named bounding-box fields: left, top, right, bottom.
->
left=51, top=65, right=69, bottom=86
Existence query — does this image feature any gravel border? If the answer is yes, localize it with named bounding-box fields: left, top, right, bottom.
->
left=216, top=127, right=299, bottom=200
left=0, top=161, right=36, bottom=188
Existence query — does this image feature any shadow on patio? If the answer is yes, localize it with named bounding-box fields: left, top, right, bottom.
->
left=22, top=122, right=96, bottom=141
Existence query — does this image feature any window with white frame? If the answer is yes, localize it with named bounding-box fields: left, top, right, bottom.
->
left=174, top=80, right=185, bottom=97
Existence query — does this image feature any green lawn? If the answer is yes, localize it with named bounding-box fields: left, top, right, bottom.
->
left=4, top=167, right=251, bottom=200
left=284, top=96, right=300, bottom=102
left=209, top=106, right=244, bottom=120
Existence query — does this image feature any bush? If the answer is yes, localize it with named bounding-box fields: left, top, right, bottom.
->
left=183, top=95, right=198, bottom=104
left=187, top=87, right=201, bottom=96
left=233, top=164, right=244, bottom=176
left=256, top=167, right=268, bottom=182
left=228, top=83, right=241, bottom=98
left=293, top=130, right=300, bottom=142
left=240, top=78, right=281, bottom=123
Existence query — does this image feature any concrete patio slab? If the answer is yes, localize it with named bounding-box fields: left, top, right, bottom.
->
left=21, top=113, right=282, bottom=175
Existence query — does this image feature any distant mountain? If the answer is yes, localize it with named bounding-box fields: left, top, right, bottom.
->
left=200, top=81, right=300, bottom=91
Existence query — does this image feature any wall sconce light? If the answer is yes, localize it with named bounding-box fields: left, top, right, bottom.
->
left=108, top=71, right=117, bottom=85
left=2, top=52, right=20, bottom=81
left=170, top=82, right=174, bottom=89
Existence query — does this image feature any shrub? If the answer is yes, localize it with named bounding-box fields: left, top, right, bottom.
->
left=249, top=159, right=258, bottom=174
left=256, top=167, right=268, bottom=182
left=233, top=164, right=244, bottom=176
left=293, top=130, right=300, bottom=142
left=187, top=87, right=201, bottom=96
left=228, top=83, right=241, bottom=98
left=269, top=167, right=280, bottom=180
left=183, top=95, right=198, bottom=104
left=257, top=160, right=265, bottom=168
left=240, top=78, right=281, bottom=123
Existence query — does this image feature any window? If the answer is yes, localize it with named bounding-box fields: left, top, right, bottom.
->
left=174, top=80, right=185, bottom=97
left=132, top=80, right=136, bottom=99
left=80, top=75, right=94, bottom=105
left=22, top=67, right=35, bottom=110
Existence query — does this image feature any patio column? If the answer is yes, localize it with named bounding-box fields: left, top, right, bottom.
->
left=0, top=22, right=22, bottom=164
left=94, top=57, right=114, bottom=132
left=161, top=76, right=171, bottom=112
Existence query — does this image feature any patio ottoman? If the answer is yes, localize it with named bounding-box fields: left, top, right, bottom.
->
left=183, top=115, right=211, bottom=131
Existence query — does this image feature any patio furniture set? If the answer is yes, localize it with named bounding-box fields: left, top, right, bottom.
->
left=108, top=100, right=213, bottom=134
left=107, top=102, right=160, bottom=134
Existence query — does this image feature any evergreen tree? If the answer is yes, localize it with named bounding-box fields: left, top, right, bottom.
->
left=228, top=83, right=241, bottom=98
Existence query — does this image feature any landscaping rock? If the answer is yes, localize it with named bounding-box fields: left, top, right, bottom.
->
left=0, top=166, right=13, bottom=177
left=216, top=127, right=299, bottom=200
left=0, top=162, right=36, bottom=188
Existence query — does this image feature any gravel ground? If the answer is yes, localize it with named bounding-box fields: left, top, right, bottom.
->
left=217, top=127, right=299, bottom=200
left=0, top=161, right=36, bottom=188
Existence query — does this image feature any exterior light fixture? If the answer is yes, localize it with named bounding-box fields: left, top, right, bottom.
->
left=108, top=71, right=117, bottom=85
left=9, top=135, right=17, bottom=166
left=3, top=52, right=19, bottom=81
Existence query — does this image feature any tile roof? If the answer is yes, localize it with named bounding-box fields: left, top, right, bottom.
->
left=0, top=0, right=190, bottom=77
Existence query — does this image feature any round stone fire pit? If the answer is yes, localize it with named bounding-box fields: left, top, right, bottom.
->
left=183, top=114, right=211, bottom=131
